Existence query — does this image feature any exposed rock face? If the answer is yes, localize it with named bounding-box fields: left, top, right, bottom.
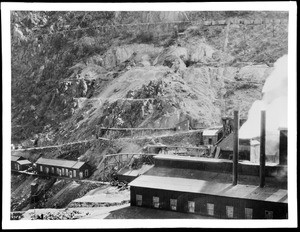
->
left=103, top=44, right=163, bottom=70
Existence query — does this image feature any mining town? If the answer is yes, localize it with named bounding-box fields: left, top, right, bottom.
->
left=8, top=9, right=290, bottom=222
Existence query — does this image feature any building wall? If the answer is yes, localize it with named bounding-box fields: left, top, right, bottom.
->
left=203, top=135, right=218, bottom=146
left=154, top=158, right=286, bottom=177
left=130, top=187, right=288, bottom=219
left=36, top=163, right=90, bottom=179
left=11, top=161, right=19, bottom=171
left=11, top=161, right=31, bottom=171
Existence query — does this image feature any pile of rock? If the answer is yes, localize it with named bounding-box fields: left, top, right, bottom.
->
left=30, top=209, right=83, bottom=220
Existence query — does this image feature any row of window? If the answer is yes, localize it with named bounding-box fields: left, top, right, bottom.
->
left=136, top=195, right=274, bottom=219
left=39, top=165, right=88, bottom=178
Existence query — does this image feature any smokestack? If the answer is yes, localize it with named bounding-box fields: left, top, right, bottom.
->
left=232, top=110, right=239, bottom=185
left=260, top=110, right=266, bottom=188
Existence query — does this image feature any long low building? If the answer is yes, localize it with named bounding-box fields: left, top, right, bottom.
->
left=35, top=157, right=91, bottom=179
left=129, top=155, right=288, bottom=219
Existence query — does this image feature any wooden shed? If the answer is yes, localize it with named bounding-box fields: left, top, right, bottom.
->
left=35, top=157, right=91, bottom=179
left=11, top=155, right=26, bottom=171
left=202, top=126, right=223, bottom=146
left=16, top=160, right=32, bottom=171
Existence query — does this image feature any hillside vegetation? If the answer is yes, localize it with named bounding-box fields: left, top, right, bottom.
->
left=11, top=11, right=288, bottom=210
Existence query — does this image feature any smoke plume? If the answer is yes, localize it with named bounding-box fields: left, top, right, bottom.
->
left=239, top=55, right=288, bottom=157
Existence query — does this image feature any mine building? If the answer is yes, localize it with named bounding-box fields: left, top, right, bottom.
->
left=35, top=157, right=91, bottom=179
left=129, top=154, right=287, bottom=219
left=202, top=126, right=224, bottom=146
left=129, top=111, right=288, bottom=219
left=11, top=155, right=31, bottom=171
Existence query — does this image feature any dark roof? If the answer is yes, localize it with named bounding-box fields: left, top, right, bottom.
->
left=129, top=172, right=287, bottom=203
left=35, top=157, right=86, bottom=169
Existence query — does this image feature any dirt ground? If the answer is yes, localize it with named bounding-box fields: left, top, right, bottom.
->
left=19, top=204, right=214, bottom=220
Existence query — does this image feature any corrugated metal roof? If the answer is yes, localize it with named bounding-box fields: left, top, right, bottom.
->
left=129, top=175, right=287, bottom=203
left=35, top=157, right=85, bottom=169
left=17, top=160, right=32, bottom=165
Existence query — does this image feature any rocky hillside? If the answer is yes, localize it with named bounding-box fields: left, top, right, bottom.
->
left=10, top=11, right=288, bottom=212
left=11, top=11, right=288, bottom=164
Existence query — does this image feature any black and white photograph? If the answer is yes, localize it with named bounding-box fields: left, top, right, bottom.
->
left=2, top=2, right=297, bottom=229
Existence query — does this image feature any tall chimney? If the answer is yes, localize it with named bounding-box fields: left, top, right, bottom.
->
left=232, top=110, right=239, bottom=185
left=260, top=110, right=266, bottom=188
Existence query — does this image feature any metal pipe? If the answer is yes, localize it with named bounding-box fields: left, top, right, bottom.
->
left=260, top=110, right=266, bottom=188
left=232, top=110, right=239, bottom=185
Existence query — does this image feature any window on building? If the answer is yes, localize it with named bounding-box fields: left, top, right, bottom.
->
left=40, top=166, right=43, bottom=172
left=136, top=194, right=142, bottom=206
left=79, top=172, right=83, bottom=179
left=85, top=169, right=89, bottom=177
left=265, top=210, right=273, bottom=219
left=226, top=206, right=234, bottom=218
left=207, top=203, right=214, bottom=216
left=62, top=168, right=65, bottom=176
left=45, top=167, right=49, bottom=174
left=51, top=167, right=54, bottom=173
left=170, top=199, right=177, bottom=211
left=65, top=169, right=68, bottom=176
left=208, top=138, right=213, bottom=145
left=73, top=170, right=76, bottom=177
left=188, top=201, right=195, bottom=213
left=57, top=168, right=60, bottom=175
left=245, top=208, right=253, bottom=219
left=153, top=196, right=160, bottom=208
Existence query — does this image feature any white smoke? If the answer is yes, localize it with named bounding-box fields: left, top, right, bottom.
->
left=239, top=55, right=288, bottom=157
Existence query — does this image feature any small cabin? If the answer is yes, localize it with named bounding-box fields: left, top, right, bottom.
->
left=35, top=157, right=91, bottom=179
left=11, top=155, right=28, bottom=171
left=16, top=160, right=32, bottom=171
left=202, top=126, right=223, bottom=146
